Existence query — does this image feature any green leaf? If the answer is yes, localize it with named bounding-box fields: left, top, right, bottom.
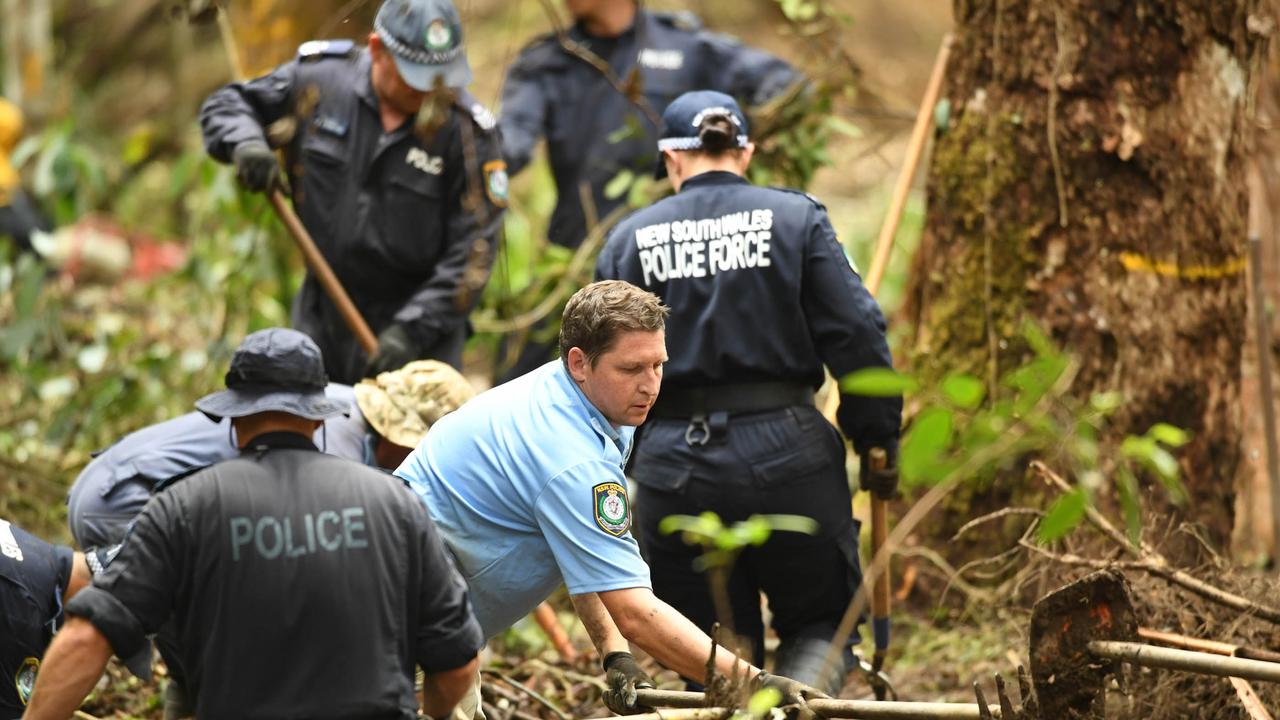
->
left=839, top=367, right=919, bottom=396
left=1148, top=423, right=1189, bottom=448
left=603, top=170, right=635, bottom=200
left=1115, top=467, right=1142, bottom=545
left=1038, top=488, right=1086, bottom=542
left=941, top=373, right=985, bottom=409
left=899, top=407, right=953, bottom=484
left=756, top=514, right=820, bottom=536
left=748, top=688, right=783, bottom=716
left=826, top=117, right=863, bottom=139
left=1089, top=391, right=1122, bottom=413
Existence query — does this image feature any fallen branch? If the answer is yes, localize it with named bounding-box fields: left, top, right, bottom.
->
left=482, top=669, right=571, bottom=720
left=1030, top=461, right=1280, bottom=625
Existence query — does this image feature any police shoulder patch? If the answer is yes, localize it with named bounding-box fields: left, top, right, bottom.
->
left=592, top=481, right=631, bottom=537
left=296, top=39, right=356, bottom=61
left=15, top=656, right=38, bottom=706
left=483, top=159, right=509, bottom=207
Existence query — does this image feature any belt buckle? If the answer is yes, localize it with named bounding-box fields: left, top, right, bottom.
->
left=684, top=415, right=710, bottom=447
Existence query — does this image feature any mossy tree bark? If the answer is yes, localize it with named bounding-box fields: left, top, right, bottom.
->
left=907, top=0, right=1269, bottom=548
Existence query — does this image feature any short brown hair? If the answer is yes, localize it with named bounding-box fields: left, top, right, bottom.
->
left=560, top=280, right=669, bottom=367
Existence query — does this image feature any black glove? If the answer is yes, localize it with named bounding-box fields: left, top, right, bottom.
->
left=231, top=141, right=281, bottom=193
left=754, top=671, right=826, bottom=720
left=602, top=651, right=654, bottom=715
left=860, top=446, right=899, bottom=500
left=363, top=323, right=421, bottom=378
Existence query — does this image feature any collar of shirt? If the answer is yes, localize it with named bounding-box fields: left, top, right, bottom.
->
left=551, top=362, right=633, bottom=458
left=239, top=431, right=319, bottom=455
left=679, top=170, right=749, bottom=193
left=355, top=48, right=379, bottom=112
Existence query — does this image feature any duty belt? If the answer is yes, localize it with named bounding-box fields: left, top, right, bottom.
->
left=650, top=382, right=815, bottom=447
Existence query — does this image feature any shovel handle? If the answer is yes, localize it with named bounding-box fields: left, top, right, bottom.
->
left=269, top=191, right=379, bottom=355
left=869, top=448, right=891, bottom=662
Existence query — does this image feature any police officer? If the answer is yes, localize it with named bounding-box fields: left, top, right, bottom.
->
left=496, top=0, right=802, bottom=378
left=66, top=360, right=474, bottom=549
left=595, top=91, right=903, bottom=695
left=24, top=329, right=483, bottom=720
left=200, top=0, right=507, bottom=384
left=397, top=281, right=822, bottom=718
left=0, top=521, right=133, bottom=717
left=63, top=360, right=473, bottom=718
left=0, top=98, right=51, bottom=257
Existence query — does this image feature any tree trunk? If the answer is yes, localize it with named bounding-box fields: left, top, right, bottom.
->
left=907, top=0, right=1268, bottom=549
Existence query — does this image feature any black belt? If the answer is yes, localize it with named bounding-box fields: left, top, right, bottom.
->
left=649, top=382, right=815, bottom=419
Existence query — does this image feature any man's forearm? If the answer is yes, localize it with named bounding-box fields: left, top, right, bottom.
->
left=598, top=588, right=760, bottom=684
left=570, top=592, right=630, bottom=657
left=23, top=617, right=113, bottom=719
left=422, top=657, right=479, bottom=719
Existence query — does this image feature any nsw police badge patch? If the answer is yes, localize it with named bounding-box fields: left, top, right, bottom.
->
left=15, top=656, right=38, bottom=705
left=484, top=160, right=510, bottom=207
left=593, top=482, right=631, bottom=536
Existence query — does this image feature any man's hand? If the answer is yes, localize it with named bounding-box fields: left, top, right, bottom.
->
left=602, top=651, right=654, bottom=715
left=231, top=141, right=281, bottom=193
left=754, top=671, right=827, bottom=719
left=364, top=324, right=420, bottom=378
left=859, top=447, right=898, bottom=500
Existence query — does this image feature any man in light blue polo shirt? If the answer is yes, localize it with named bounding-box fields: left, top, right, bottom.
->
left=398, top=280, right=821, bottom=718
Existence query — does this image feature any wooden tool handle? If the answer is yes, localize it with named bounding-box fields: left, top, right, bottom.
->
left=269, top=191, right=379, bottom=355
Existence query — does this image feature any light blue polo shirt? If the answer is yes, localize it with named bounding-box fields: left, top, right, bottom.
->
left=395, top=361, right=652, bottom=638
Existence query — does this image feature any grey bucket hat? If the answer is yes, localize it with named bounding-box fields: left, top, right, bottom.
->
left=195, top=328, right=348, bottom=422
left=374, top=0, right=472, bottom=91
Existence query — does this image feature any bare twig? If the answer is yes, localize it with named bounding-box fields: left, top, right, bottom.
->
left=896, top=545, right=995, bottom=604
left=1031, top=462, right=1280, bottom=624
left=952, top=507, right=1043, bottom=541
left=483, top=669, right=571, bottom=720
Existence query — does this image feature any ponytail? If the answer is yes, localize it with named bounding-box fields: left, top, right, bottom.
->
left=696, top=114, right=738, bottom=154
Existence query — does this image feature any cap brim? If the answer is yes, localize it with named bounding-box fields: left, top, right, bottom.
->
left=392, top=53, right=472, bottom=91
left=122, top=642, right=153, bottom=681
left=194, top=388, right=349, bottom=422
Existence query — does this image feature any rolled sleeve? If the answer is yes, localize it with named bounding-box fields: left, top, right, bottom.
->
left=64, top=586, right=149, bottom=660
left=412, top=504, right=484, bottom=672
left=68, top=488, right=187, bottom=662
left=533, top=461, right=651, bottom=595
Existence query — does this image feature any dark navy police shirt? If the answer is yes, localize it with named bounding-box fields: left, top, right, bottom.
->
left=0, top=521, right=73, bottom=716
left=67, top=432, right=483, bottom=720
left=596, top=171, right=902, bottom=453
left=500, top=10, right=800, bottom=249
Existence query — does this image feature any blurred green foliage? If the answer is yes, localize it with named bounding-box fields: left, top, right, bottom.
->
left=841, top=322, right=1188, bottom=544
left=0, top=123, right=296, bottom=540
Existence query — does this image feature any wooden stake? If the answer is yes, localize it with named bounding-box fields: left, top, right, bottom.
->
left=822, top=33, right=954, bottom=423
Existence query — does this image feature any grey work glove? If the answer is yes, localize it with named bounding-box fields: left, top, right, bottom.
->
left=859, top=447, right=899, bottom=500
left=363, top=323, right=420, bottom=378
left=754, top=671, right=827, bottom=720
left=232, top=141, right=281, bottom=193
left=603, top=651, right=655, bottom=715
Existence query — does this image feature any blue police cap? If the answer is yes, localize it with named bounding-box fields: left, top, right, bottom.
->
left=654, top=90, right=750, bottom=179
left=195, top=328, right=348, bottom=422
left=374, top=0, right=472, bottom=91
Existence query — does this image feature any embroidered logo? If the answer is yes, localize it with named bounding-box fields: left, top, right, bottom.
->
left=593, top=482, right=631, bottom=537
left=638, top=48, right=684, bottom=70
left=425, top=20, right=452, bottom=52
left=484, top=160, right=509, bottom=207
left=15, top=657, right=38, bottom=705
left=0, top=520, right=22, bottom=561
left=406, top=147, right=444, bottom=175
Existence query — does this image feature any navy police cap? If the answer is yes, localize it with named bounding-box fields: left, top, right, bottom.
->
left=654, top=90, right=750, bottom=178
left=374, top=0, right=472, bottom=91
